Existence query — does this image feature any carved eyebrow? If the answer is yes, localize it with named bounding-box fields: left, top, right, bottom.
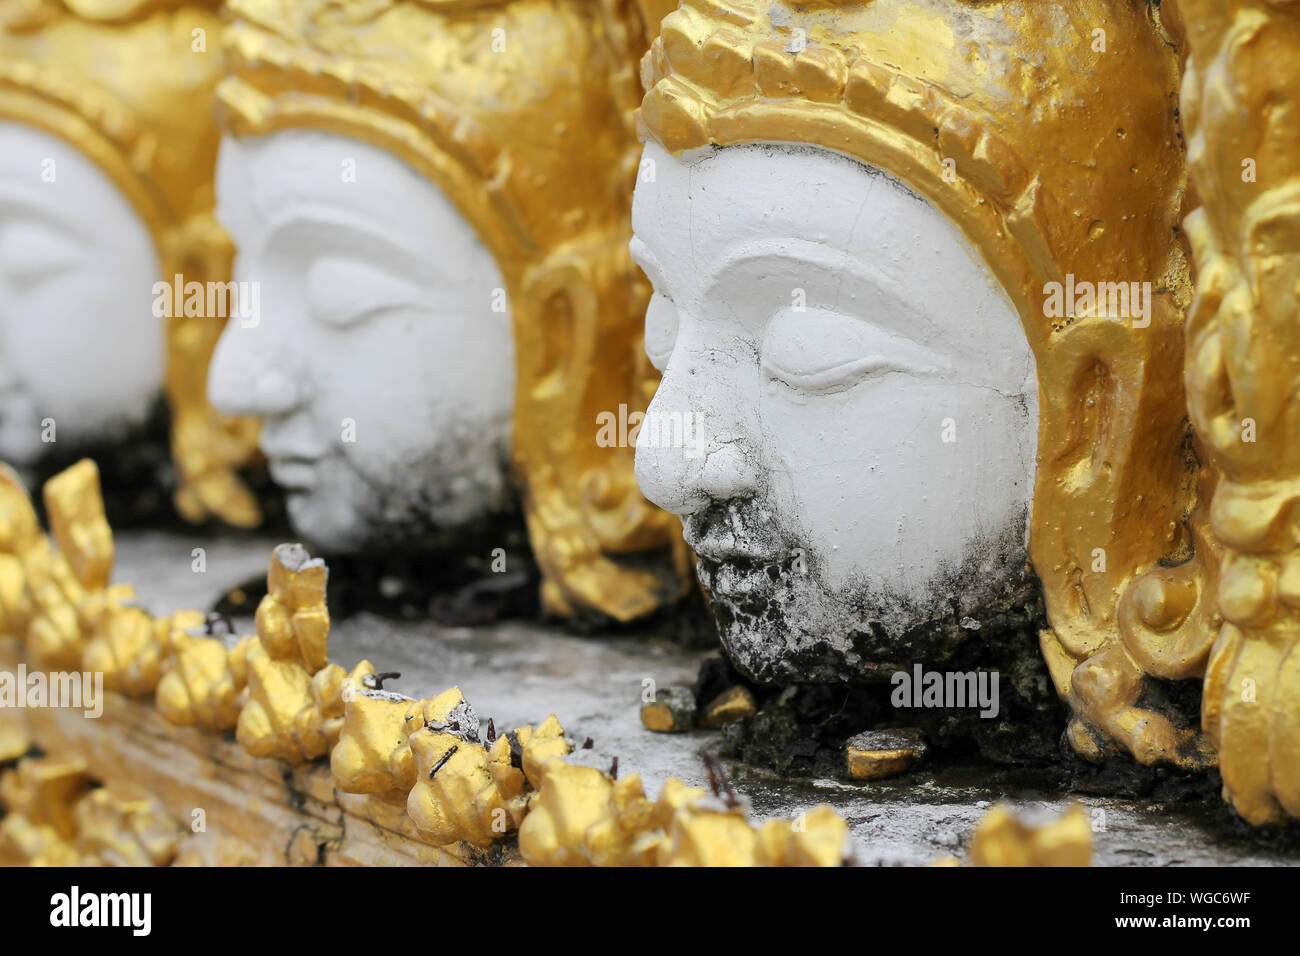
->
left=0, top=190, right=91, bottom=246
left=704, top=237, right=947, bottom=349
left=261, top=207, right=439, bottom=279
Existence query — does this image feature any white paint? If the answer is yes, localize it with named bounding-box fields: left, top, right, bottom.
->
left=209, top=131, right=515, bottom=550
left=631, top=141, right=1038, bottom=682
left=0, top=121, right=163, bottom=464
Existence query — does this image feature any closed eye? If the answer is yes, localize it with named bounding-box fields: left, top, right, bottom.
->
left=762, top=354, right=911, bottom=394
left=759, top=306, right=944, bottom=395
left=0, top=221, right=83, bottom=287
left=306, top=257, right=428, bottom=328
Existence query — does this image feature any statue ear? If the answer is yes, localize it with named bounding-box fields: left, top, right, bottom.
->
left=1032, top=318, right=1150, bottom=651
left=1030, top=292, right=1202, bottom=652
left=1032, top=295, right=1219, bottom=770
left=513, top=240, right=684, bottom=623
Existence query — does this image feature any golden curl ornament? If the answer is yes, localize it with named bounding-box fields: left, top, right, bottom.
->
left=1176, top=0, right=1300, bottom=825
left=0, top=0, right=262, bottom=528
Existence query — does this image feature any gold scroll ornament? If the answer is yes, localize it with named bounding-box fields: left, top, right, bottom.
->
left=637, top=0, right=1220, bottom=769
left=1175, top=0, right=1300, bottom=825
left=0, top=755, right=183, bottom=867
left=2, top=458, right=852, bottom=864
left=0, top=0, right=261, bottom=528
left=215, top=0, right=686, bottom=622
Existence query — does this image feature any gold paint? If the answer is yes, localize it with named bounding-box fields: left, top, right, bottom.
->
left=216, top=0, right=686, bottom=621
left=0, top=753, right=94, bottom=864
left=84, top=605, right=205, bottom=698
left=518, top=763, right=664, bottom=866
left=3, top=460, right=854, bottom=863
left=331, top=688, right=421, bottom=795
left=518, top=758, right=849, bottom=866
left=845, top=747, right=920, bottom=782
left=154, top=632, right=252, bottom=731
left=0, top=812, right=81, bottom=866
left=0, top=752, right=182, bottom=866
left=520, top=713, right=573, bottom=787
left=696, top=684, right=756, bottom=728
left=967, top=804, right=1092, bottom=867
left=173, top=833, right=264, bottom=867
left=0, top=706, right=26, bottom=762
left=1, top=460, right=214, bottom=698
left=639, top=686, right=695, bottom=732
left=0, top=465, right=42, bottom=642
left=332, top=682, right=576, bottom=847
left=0, top=0, right=262, bottom=528
left=42, top=460, right=112, bottom=593
left=1176, top=0, right=1300, bottom=825
left=638, top=0, right=1215, bottom=767
left=236, top=544, right=375, bottom=763
left=1, top=460, right=112, bottom=670
left=406, top=689, right=525, bottom=847
left=72, top=786, right=182, bottom=867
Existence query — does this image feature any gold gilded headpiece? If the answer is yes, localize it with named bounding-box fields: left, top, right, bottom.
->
left=1178, top=0, right=1300, bottom=824
left=0, top=0, right=262, bottom=527
left=218, top=0, right=685, bottom=621
left=639, top=0, right=1218, bottom=765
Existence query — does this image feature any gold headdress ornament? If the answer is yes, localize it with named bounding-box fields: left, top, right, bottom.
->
left=1177, top=0, right=1300, bottom=824
left=638, top=0, right=1220, bottom=766
left=217, top=0, right=685, bottom=621
left=0, top=0, right=262, bottom=527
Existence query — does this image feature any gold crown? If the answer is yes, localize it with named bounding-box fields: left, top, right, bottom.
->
left=639, top=0, right=1218, bottom=765
left=218, top=0, right=685, bottom=621
left=0, top=0, right=263, bottom=527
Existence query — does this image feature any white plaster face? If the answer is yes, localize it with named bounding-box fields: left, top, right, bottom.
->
left=0, top=121, right=163, bottom=465
left=209, top=130, right=515, bottom=551
left=631, top=141, right=1039, bottom=684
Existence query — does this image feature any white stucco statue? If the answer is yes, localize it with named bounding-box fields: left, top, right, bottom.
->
left=208, top=131, right=516, bottom=551
left=204, top=0, right=683, bottom=622
left=630, top=0, right=1212, bottom=783
left=632, top=142, right=1039, bottom=682
left=0, top=1, right=263, bottom=528
left=0, top=122, right=163, bottom=467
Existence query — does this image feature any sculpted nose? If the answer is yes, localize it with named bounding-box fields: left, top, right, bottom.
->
left=634, top=362, right=760, bottom=516
left=207, top=321, right=302, bottom=418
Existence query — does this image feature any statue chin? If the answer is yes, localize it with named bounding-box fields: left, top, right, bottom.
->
left=0, top=121, right=164, bottom=467
left=631, top=141, right=1040, bottom=683
left=273, top=419, right=516, bottom=554
left=208, top=129, right=517, bottom=552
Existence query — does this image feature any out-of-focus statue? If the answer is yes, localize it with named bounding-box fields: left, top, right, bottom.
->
left=0, top=0, right=261, bottom=527
left=207, top=0, right=683, bottom=621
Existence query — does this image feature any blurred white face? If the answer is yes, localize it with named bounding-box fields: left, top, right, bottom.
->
left=0, top=121, right=163, bottom=465
left=209, top=130, right=515, bottom=551
left=631, top=142, right=1039, bottom=683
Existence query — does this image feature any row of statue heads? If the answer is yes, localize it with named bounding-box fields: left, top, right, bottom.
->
left=1, top=0, right=1297, bottom=821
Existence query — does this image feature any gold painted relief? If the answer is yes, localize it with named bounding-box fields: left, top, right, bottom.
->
left=1176, top=0, right=1300, bottom=826
left=0, top=460, right=851, bottom=866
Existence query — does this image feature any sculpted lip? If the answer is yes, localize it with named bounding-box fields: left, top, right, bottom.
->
left=696, top=557, right=782, bottom=601
left=267, top=456, right=321, bottom=491
left=682, top=508, right=784, bottom=566
left=689, top=539, right=781, bottom=564
left=687, top=537, right=785, bottom=605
